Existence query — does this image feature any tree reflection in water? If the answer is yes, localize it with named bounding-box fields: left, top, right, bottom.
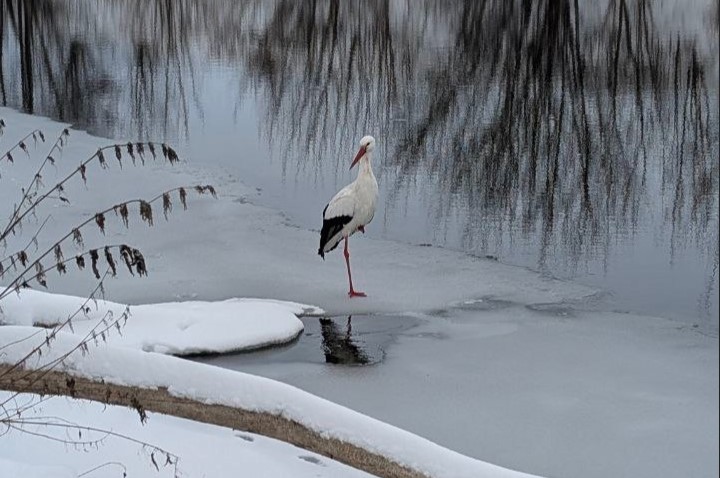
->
left=0, top=0, right=717, bottom=317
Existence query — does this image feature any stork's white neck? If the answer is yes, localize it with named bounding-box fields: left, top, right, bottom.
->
left=356, top=152, right=374, bottom=178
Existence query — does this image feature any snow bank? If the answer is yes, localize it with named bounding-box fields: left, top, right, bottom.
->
left=0, top=326, right=541, bottom=478
left=0, top=289, right=320, bottom=355
left=0, top=393, right=375, bottom=478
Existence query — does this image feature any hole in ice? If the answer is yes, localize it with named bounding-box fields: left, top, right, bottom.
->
left=193, top=314, right=419, bottom=367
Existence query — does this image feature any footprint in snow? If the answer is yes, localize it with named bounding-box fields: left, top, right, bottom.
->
left=298, top=455, right=325, bottom=466
left=235, top=433, right=254, bottom=442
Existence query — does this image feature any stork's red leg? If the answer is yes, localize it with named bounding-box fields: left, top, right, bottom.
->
left=344, top=237, right=366, bottom=298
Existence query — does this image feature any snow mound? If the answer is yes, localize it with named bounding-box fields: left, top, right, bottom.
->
left=0, top=290, right=319, bottom=355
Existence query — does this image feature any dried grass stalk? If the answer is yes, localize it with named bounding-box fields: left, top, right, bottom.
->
left=114, top=203, right=130, bottom=228
left=114, top=145, right=122, bottom=168
left=120, top=245, right=134, bottom=275
left=53, top=244, right=63, bottom=263
left=139, top=201, right=154, bottom=226
left=127, top=143, right=136, bottom=165
left=95, top=149, right=106, bottom=170
left=72, top=228, right=84, bottom=248
left=95, top=213, right=106, bottom=234
left=104, top=247, right=117, bottom=277
left=179, top=188, right=188, bottom=210
left=89, top=249, right=100, bottom=279
left=117, top=245, right=147, bottom=276
left=162, top=193, right=172, bottom=220
left=132, top=248, right=147, bottom=276
left=35, top=262, right=47, bottom=288
left=136, top=143, right=145, bottom=163
left=17, top=251, right=28, bottom=267
left=194, top=185, right=217, bottom=198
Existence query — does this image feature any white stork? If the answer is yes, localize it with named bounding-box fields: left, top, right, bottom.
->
left=318, top=135, right=378, bottom=297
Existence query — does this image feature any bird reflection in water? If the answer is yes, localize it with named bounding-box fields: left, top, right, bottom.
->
left=319, top=316, right=369, bottom=365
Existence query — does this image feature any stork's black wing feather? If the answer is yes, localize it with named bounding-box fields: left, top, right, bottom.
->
left=318, top=205, right=352, bottom=258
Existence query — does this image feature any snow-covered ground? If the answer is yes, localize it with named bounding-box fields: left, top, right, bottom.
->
left=0, top=392, right=376, bottom=478
left=0, top=289, right=318, bottom=355
left=1, top=107, right=718, bottom=478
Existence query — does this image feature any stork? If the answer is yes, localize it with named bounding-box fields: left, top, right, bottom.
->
left=318, top=136, right=378, bottom=297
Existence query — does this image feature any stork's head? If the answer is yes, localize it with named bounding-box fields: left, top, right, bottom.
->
left=350, top=135, right=376, bottom=169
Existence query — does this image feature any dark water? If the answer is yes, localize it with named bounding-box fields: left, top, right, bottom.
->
left=196, top=315, right=418, bottom=368
left=0, top=1, right=718, bottom=326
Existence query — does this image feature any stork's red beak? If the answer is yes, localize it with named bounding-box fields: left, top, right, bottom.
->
left=350, top=146, right=366, bottom=169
